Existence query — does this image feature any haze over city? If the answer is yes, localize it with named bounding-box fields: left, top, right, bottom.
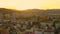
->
left=0, top=0, right=60, bottom=34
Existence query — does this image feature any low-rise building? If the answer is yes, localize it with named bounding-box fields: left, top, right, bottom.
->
left=44, top=29, right=55, bottom=34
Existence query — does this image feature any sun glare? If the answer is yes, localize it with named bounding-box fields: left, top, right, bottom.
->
left=0, top=0, right=60, bottom=10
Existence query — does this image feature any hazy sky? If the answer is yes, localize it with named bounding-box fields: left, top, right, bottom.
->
left=0, top=0, right=60, bottom=10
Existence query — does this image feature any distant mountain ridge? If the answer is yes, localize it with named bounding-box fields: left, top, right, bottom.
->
left=0, top=8, right=60, bottom=16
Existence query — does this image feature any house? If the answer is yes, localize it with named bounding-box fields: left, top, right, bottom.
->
left=33, top=30, right=44, bottom=34
left=0, top=13, right=3, bottom=22
left=40, top=22, right=53, bottom=27
left=1, top=29, right=9, bottom=34
left=55, top=23, right=60, bottom=29
left=4, top=14, right=11, bottom=19
left=44, top=30, right=55, bottom=34
left=0, top=13, right=3, bottom=19
left=48, top=14, right=60, bottom=19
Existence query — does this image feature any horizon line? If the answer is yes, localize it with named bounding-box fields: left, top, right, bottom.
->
left=0, top=8, right=60, bottom=10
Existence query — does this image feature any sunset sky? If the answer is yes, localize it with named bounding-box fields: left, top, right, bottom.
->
left=0, top=0, right=60, bottom=10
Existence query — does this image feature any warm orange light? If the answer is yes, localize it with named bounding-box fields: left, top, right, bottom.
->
left=0, top=0, right=60, bottom=10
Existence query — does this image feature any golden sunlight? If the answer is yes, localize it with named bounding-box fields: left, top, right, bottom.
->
left=0, top=0, right=60, bottom=10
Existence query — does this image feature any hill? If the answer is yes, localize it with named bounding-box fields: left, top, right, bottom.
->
left=0, top=8, right=60, bottom=17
